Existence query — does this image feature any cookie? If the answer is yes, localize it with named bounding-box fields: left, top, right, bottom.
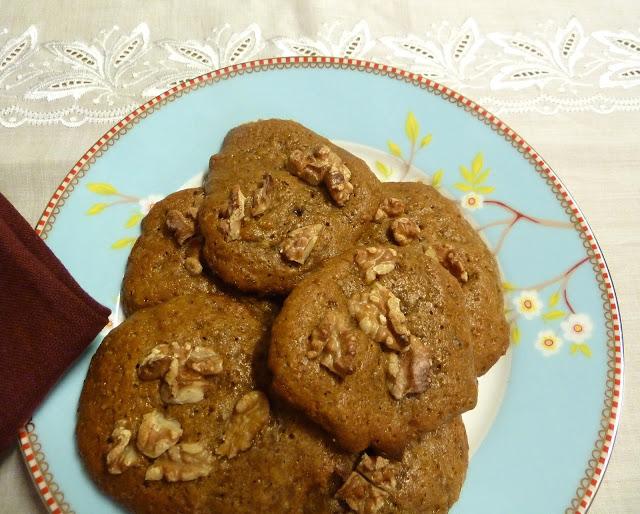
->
left=199, top=119, right=381, bottom=295
left=360, top=182, right=509, bottom=375
left=77, top=294, right=352, bottom=514
left=269, top=244, right=477, bottom=455
left=121, top=188, right=220, bottom=315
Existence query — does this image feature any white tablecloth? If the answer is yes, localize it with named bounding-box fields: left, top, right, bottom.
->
left=1, top=1, right=639, bottom=512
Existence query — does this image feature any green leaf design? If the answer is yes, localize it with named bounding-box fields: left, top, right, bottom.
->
left=405, top=112, right=419, bottom=144
left=387, top=140, right=402, bottom=157
left=472, top=168, right=491, bottom=185
left=420, top=133, right=433, bottom=148
left=125, top=212, right=143, bottom=228
left=570, top=343, right=592, bottom=357
left=510, top=324, right=521, bottom=344
left=454, top=182, right=472, bottom=192
left=431, top=169, right=444, bottom=188
left=549, top=291, right=561, bottom=308
left=88, top=182, right=118, bottom=195
left=474, top=185, right=495, bottom=194
left=472, top=153, right=484, bottom=174
left=543, top=310, right=566, bottom=321
left=375, top=160, right=392, bottom=178
left=86, top=202, right=108, bottom=215
left=459, top=165, right=473, bottom=183
left=502, top=281, right=517, bottom=291
left=111, top=237, right=136, bottom=249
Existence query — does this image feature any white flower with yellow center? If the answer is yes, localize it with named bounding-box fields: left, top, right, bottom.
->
left=138, top=194, right=164, bottom=215
left=561, top=313, right=593, bottom=342
left=513, top=290, right=543, bottom=319
left=535, top=330, right=563, bottom=356
left=460, top=192, right=484, bottom=211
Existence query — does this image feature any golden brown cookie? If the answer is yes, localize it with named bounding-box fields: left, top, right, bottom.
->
left=269, top=245, right=477, bottom=455
left=360, top=182, right=509, bottom=375
left=199, top=119, right=381, bottom=295
left=77, top=294, right=352, bottom=514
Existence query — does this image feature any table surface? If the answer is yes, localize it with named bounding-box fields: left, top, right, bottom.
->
left=1, top=1, right=639, bottom=513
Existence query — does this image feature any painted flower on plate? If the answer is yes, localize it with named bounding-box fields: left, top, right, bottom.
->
left=461, top=192, right=483, bottom=211
left=513, top=290, right=543, bottom=319
left=561, top=313, right=593, bottom=342
left=138, top=194, right=164, bottom=215
left=535, top=330, right=563, bottom=356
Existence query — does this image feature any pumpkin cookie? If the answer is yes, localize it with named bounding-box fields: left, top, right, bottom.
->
left=77, top=294, right=353, bottom=514
left=269, top=245, right=477, bottom=455
left=199, top=119, right=381, bottom=295
left=360, top=182, right=509, bottom=375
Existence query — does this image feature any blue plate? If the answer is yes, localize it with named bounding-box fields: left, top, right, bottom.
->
left=20, top=57, right=623, bottom=514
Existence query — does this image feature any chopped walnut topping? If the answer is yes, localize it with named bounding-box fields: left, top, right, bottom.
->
left=145, top=442, right=213, bottom=482
left=374, top=197, right=406, bottom=222
left=161, top=356, right=209, bottom=405
left=307, top=312, right=358, bottom=378
left=390, top=217, right=420, bottom=246
left=106, top=420, right=142, bottom=474
left=186, top=346, right=223, bottom=375
left=138, top=344, right=172, bottom=381
left=349, top=283, right=411, bottom=352
left=166, top=209, right=197, bottom=245
left=354, top=247, right=398, bottom=283
left=434, top=244, right=469, bottom=283
left=336, top=471, right=388, bottom=513
left=217, top=391, right=269, bottom=459
left=250, top=174, right=274, bottom=217
left=287, top=145, right=354, bottom=206
left=219, top=185, right=246, bottom=241
left=136, top=410, right=183, bottom=458
left=386, top=341, right=431, bottom=400
left=184, top=256, right=203, bottom=275
left=280, top=224, right=323, bottom=265
left=356, top=454, right=399, bottom=493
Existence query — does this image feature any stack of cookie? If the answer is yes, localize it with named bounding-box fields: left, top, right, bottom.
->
left=77, top=120, right=509, bottom=514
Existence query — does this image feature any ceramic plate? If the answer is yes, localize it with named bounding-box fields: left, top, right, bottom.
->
left=19, top=57, right=623, bottom=514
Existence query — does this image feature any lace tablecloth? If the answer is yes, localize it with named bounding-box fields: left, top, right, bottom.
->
left=1, top=1, right=639, bottom=512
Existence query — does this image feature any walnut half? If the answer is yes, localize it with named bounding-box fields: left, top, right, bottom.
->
left=390, top=217, right=420, bottom=246
left=145, top=441, right=213, bottom=482
left=105, top=420, right=142, bottom=474
left=356, top=454, right=399, bottom=493
left=307, top=312, right=358, bottom=378
left=250, top=174, right=274, bottom=217
left=166, top=208, right=197, bottom=246
left=386, top=341, right=431, bottom=400
left=354, top=247, right=398, bottom=283
left=336, top=471, right=388, bottom=514
left=216, top=391, right=270, bottom=459
left=218, top=185, right=246, bottom=241
left=136, top=410, right=183, bottom=458
left=280, top=224, right=323, bottom=265
left=374, top=197, right=406, bottom=222
left=434, top=244, right=469, bottom=283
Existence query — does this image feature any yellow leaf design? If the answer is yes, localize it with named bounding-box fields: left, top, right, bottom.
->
left=472, top=168, right=491, bottom=185
left=375, top=160, right=392, bottom=178
left=459, top=165, right=473, bottom=183
left=570, top=343, right=579, bottom=354
left=420, top=133, right=433, bottom=148
left=431, top=169, right=444, bottom=188
left=510, top=324, right=521, bottom=344
left=549, top=291, right=561, bottom=308
left=454, top=182, right=472, bottom=192
left=125, top=212, right=143, bottom=228
left=502, top=281, right=517, bottom=291
left=86, top=203, right=108, bottom=215
left=405, top=111, right=419, bottom=144
left=387, top=140, right=402, bottom=157
left=543, top=310, right=566, bottom=321
left=472, top=153, right=484, bottom=174
left=87, top=182, right=118, bottom=195
left=474, top=185, right=495, bottom=194
left=580, top=344, right=592, bottom=357
left=111, top=237, right=136, bottom=249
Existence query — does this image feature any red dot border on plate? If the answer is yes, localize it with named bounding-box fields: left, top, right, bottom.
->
left=22, top=56, right=623, bottom=514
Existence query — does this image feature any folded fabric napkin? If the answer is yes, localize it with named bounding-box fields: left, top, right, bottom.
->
left=0, top=193, right=110, bottom=453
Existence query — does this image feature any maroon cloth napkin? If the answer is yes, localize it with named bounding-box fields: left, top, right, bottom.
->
left=0, top=193, right=110, bottom=453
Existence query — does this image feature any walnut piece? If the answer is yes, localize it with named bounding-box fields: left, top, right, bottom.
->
left=354, top=247, right=398, bottom=283
left=184, top=256, right=203, bottom=275
left=374, top=197, right=405, bottom=222
left=145, top=442, right=213, bottom=482
left=186, top=346, right=224, bottom=375
left=250, top=174, right=274, bottom=217
left=390, top=217, right=420, bottom=246
left=219, top=185, right=246, bottom=241
left=434, top=244, right=469, bottom=283
left=138, top=343, right=172, bottom=381
left=386, top=341, right=431, bottom=400
left=356, top=454, right=398, bottom=493
left=349, top=283, right=411, bottom=352
left=166, top=209, right=197, bottom=246
left=307, top=312, right=358, bottom=378
left=136, top=410, right=183, bottom=458
left=106, top=420, right=142, bottom=474
left=287, top=145, right=354, bottom=206
left=280, top=224, right=323, bottom=265
left=216, top=391, right=269, bottom=458
left=336, top=471, right=388, bottom=513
